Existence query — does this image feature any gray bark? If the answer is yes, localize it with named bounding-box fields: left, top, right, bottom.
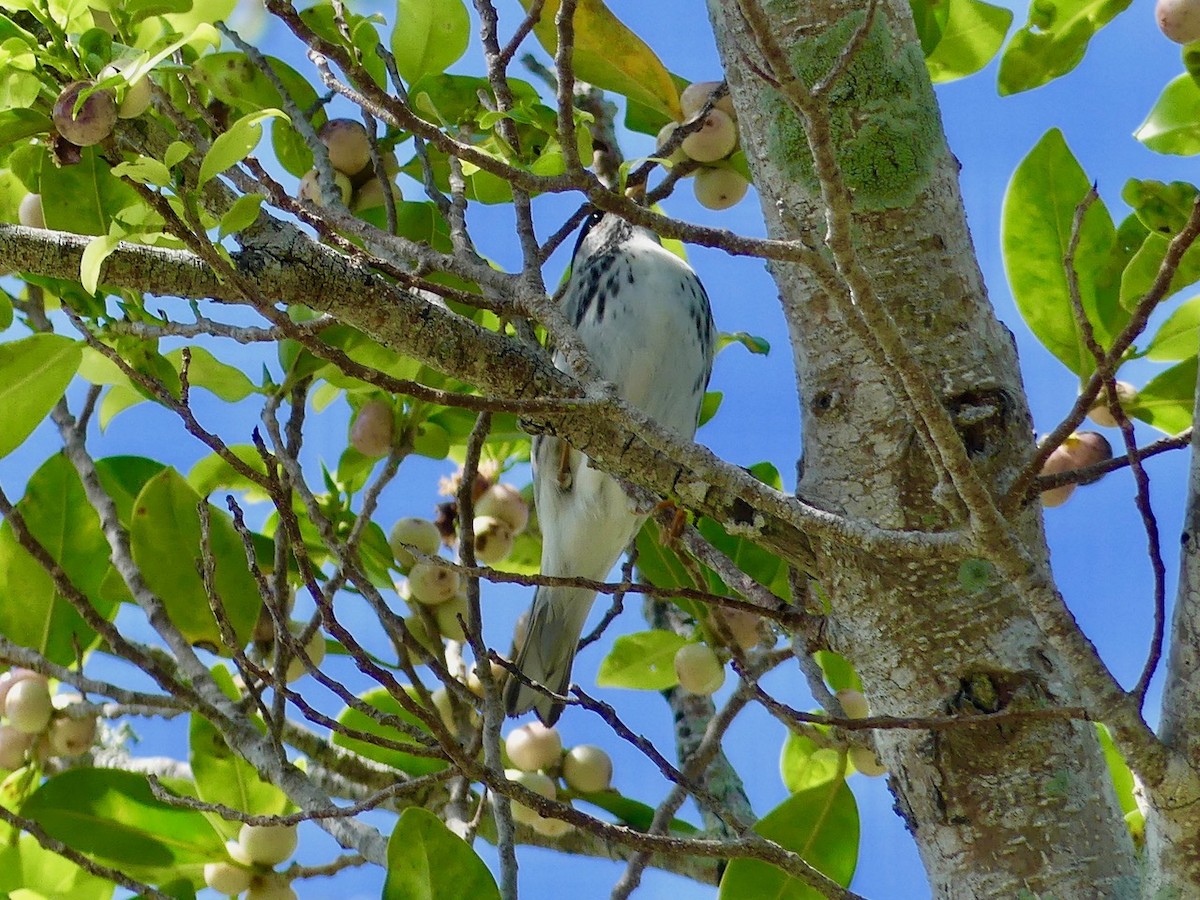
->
left=708, top=0, right=1137, bottom=895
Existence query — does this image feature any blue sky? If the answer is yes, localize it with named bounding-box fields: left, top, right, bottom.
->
left=2, top=1, right=1196, bottom=898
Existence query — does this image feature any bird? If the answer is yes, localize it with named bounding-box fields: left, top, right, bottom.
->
left=504, top=210, right=716, bottom=724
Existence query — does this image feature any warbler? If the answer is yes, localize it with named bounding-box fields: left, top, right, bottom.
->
left=505, top=211, right=716, bottom=724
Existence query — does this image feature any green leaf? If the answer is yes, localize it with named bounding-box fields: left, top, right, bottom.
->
left=596, top=631, right=686, bottom=690
left=129, top=468, right=261, bottom=651
left=39, top=147, right=140, bottom=237
left=517, top=0, right=680, bottom=120
left=997, top=0, right=1131, bottom=95
left=333, top=686, right=448, bottom=775
left=80, top=234, right=123, bottom=294
left=1119, top=234, right=1200, bottom=310
left=720, top=781, right=859, bottom=899
left=192, top=54, right=324, bottom=177
left=0, top=454, right=118, bottom=664
left=96, top=455, right=167, bottom=526
left=698, top=390, right=723, bottom=426
left=1122, top=178, right=1200, bottom=235
left=1002, top=129, right=1120, bottom=375
left=187, top=445, right=272, bottom=501
left=1096, top=724, right=1137, bottom=817
left=572, top=790, right=698, bottom=834
left=0, top=107, right=50, bottom=144
left=0, top=334, right=81, bottom=459
left=923, top=0, right=1012, bottom=84
left=1146, top=296, right=1200, bottom=360
left=814, top=651, right=861, bottom=693
left=384, top=808, right=500, bottom=900
left=218, top=192, right=264, bottom=238
left=717, top=331, right=771, bottom=355
left=391, top=0, right=471, bottom=84
left=1132, top=357, right=1196, bottom=434
left=1136, top=74, right=1200, bottom=156
left=189, top=709, right=290, bottom=830
left=198, top=109, right=285, bottom=186
left=164, top=347, right=257, bottom=401
left=780, top=729, right=844, bottom=793
left=21, top=769, right=224, bottom=878
left=0, top=832, right=115, bottom=900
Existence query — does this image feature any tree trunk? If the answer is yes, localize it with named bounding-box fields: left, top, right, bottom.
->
left=708, top=0, right=1137, bottom=894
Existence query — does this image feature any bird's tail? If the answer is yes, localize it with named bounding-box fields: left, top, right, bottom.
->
left=504, top=585, right=595, bottom=725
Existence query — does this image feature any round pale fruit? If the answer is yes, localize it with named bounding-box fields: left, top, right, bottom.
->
left=319, top=118, right=372, bottom=177
left=680, top=80, right=734, bottom=119
left=237, top=822, right=298, bottom=866
left=349, top=399, right=394, bottom=457
left=53, top=81, right=117, bottom=147
left=473, top=515, right=515, bottom=565
left=532, top=809, right=573, bottom=837
left=506, top=721, right=562, bottom=772
left=505, top=768, right=556, bottom=828
left=99, top=62, right=152, bottom=118
left=674, top=643, right=725, bottom=696
left=0, top=669, right=45, bottom=710
left=654, top=122, right=688, bottom=166
left=278, top=623, right=326, bottom=683
left=849, top=745, right=887, bottom=777
left=298, top=168, right=352, bottom=206
left=400, top=614, right=441, bottom=657
left=389, top=517, right=442, bottom=568
left=713, top=607, right=763, bottom=651
left=835, top=688, right=869, bottom=720
left=433, top=593, right=469, bottom=641
left=1087, top=381, right=1138, bottom=428
left=475, top=483, right=530, bottom=534
left=681, top=109, right=738, bottom=163
left=429, top=686, right=456, bottom=730
left=1158, top=0, right=1200, bottom=43
left=0, top=724, right=33, bottom=770
left=1038, top=431, right=1112, bottom=507
left=18, top=193, right=45, bottom=228
left=562, top=744, right=612, bottom=793
left=353, top=176, right=401, bottom=212
left=407, top=562, right=461, bottom=605
left=204, top=861, right=253, bottom=896
left=4, top=677, right=53, bottom=735
left=246, top=873, right=298, bottom=900
left=48, top=712, right=98, bottom=756
left=694, top=166, right=749, bottom=210
left=512, top=609, right=530, bottom=655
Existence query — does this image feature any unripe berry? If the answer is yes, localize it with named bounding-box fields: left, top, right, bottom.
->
left=473, top=515, right=515, bottom=565
left=236, top=822, right=298, bottom=866
left=5, top=678, right=53, bottom=734
left=713, top=607, right=763, bottom=651
left=349, top=399, right=394, bottom=457
left=680, top=80, right=735, bottom=119
left=849, top=745, right=887, bottom=777
left=835, top=688, right=869, bottom=720
left=407, top=562, right=461, bottom=605
left=298, top=168, right=352, bottom=207
left=352, top=176, right=401, bottom=212
left=673, top=643, right=725, bottom=696
left=389, top=517, right=442, bottom=569
left=204, top=861, right=253, bottom=896
left=1157, top=0, right=1200, bottom=43
left=680, top=109, right=737, bottom=163
left=99, top=62, right=152, bottom=119
left=18, top=193, right=45, bottom=228
left=432, top=592, right=469, bottom=641
left=0, top=724, right=33, bottom=769
left=0, top=669, right=45, bottom=710
left=504, top=768, right=556, bottom=828
left=318, top=118, right=372, bottom=177
left=506, top=721, right=562, bottom=772
left=53, top=81, right=117, bottom=147
left=399, top=614, right=441, bottom=656
left=48, top=712, right=98, bottom=756
left=247, top=873, right=298, bottom=900
left=475, top=483, right=530, bottom=534
left=693, top=166, right=749, bottom=210
left=654, top=122, right=688, bottom=167
left=1087, top=381, right=1138, bottom=428
left=562, top=744, right=612, bottom=793
left=276, top=623, right=326, bottom=683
